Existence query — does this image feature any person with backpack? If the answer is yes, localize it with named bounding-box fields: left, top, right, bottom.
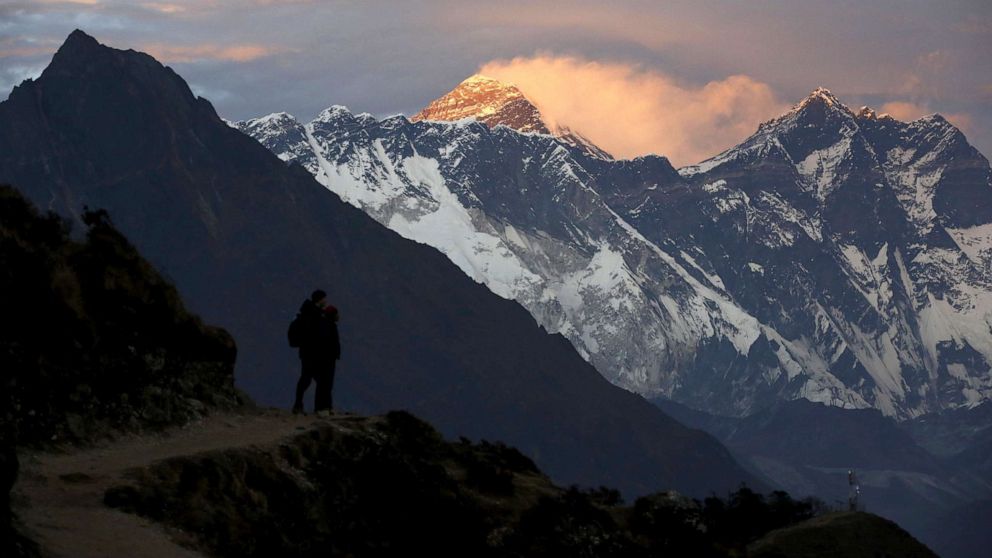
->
left=289, top=289, right=341, bottom=415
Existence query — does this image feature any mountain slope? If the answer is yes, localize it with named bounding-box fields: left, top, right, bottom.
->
left=1, top=183, right=248, bottom=558
left=0, top=185, right=242, bottom=447
left=0, top=30, right=753, bottom=498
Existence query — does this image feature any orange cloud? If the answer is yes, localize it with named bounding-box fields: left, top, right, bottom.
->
left=947, top=113, right=976, bottom=134
left=140, top=43, right=287, bottom=63
left=880, top=101, right=930, bottom=121
left=880, top=101, right=973, bottom=134
left=0, top=37, right=62, bottom=59
left=0, top=45, right=57, bottom=58
left=479, top=54, right=786, bottom=166
left=143, top=2, right=186, bottom=13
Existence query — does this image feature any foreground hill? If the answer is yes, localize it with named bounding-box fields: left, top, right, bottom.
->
left=13, top=407, right=938, bottom=558
left=0, top=30, right=754, bottom=497
left=748, top=511, right=937, bottom=558
left=1, top=181, right=251, bottom=557
left=0, top=186, right=244, bottom=448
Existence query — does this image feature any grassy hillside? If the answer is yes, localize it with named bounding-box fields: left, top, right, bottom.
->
left=0, top=184, right=244, bottom=448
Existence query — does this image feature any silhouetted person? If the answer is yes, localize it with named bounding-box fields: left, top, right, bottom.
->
left=292, top=290, right=341, bottom=415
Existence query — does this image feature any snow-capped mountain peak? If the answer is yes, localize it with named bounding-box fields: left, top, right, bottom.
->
left=799, top=86, right=845, bottom=109
left=412, top=73, right=546, bottom=132
left=314, top=104, right=378, bottom=126
left=235, top=112, right=309, bottom=162
left=669, top=87, right=992, bottom=417
left=857, top=106, right=880, bottom=120
left=412, top=73, right=612, bottom=159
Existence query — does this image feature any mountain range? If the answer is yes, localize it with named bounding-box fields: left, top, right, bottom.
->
left=0, top=30, right=756, bottom=499
left=3, top=28, right=991, bottom=556
left=241, top=76, right=992, bottom=422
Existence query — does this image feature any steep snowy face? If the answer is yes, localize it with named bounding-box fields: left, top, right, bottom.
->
left=638, top=88, right=992, bottom=418
left=246, top=106, right=765, bottom=399
left=412, top=74, right=612, bottom=160
left=857, top=110, right=992, bottom=232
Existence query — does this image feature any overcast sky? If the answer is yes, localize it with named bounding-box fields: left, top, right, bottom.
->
left=2, top=0, right=990, bottom=165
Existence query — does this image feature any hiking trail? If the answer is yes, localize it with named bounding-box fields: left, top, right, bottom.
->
left=12, top=409, right=351, bottom=558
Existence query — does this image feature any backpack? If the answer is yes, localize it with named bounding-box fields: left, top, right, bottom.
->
left=287, top=315, right=304, bottom=348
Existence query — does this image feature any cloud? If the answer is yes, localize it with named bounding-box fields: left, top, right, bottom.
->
left=479, top=54, right=787, bottom=166
left=899, top=49, right=957, bottom=101
left=0, top=46, right=54, bottom=58
left=880, top=101, right=930, bottom=121
left=0, top=37, right=62, bottom=59
left=880, top=101, right=974, bottom=133
left=946, top=113, right=976, bottom=134
left=139, top=43, right=289, bottom=63
left=142, top=3, right=186, bottom=14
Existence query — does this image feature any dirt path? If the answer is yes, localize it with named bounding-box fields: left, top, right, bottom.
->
left=12, top=409, right=344, bottom=558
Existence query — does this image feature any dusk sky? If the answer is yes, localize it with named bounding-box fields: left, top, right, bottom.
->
left=2, top=0, right=990, bottom=165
